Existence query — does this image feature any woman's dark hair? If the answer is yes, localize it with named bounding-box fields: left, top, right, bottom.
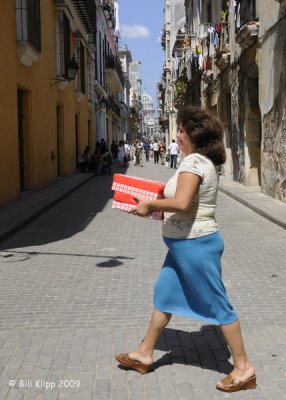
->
left=177, top=106, right=226, bottom=165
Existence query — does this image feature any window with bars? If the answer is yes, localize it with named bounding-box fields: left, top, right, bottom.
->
left=56, top=11, right=70, bottom=77
left=16, top=0, right=41, bottom=52
left=207, top=0, right=212, bottom=23
left=221, top=0, right=228, bottom=12
left=74, top=41, right=86, bottom=94
left=88, top=56, right=95, bottom=104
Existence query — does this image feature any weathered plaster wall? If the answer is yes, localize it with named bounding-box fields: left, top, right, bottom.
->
left=229, top=65, right=245, bottom=183
left=259, top=1, right=286, bottom=201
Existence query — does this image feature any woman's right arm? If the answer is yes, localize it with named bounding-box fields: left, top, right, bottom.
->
left=129, top=172, right=201, bottom=217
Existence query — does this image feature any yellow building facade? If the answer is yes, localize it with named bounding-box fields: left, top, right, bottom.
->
left=0, top=0, right=95, bottom=205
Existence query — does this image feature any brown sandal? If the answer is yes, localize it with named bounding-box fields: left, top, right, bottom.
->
left=115, top=353, right=151, bottom=374
left=216, top=374, right=257, bottom=393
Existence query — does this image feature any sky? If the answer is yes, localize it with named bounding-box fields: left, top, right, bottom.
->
left=118, top=0, right=165, bottom=108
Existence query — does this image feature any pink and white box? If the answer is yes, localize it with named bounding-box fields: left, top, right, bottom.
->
left=111, top=174, right=165, bottom=220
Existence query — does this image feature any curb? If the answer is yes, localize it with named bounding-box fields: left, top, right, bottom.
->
left=0, top=174, right=95, bottom=244
left=219, top=185, right=286, bottom=230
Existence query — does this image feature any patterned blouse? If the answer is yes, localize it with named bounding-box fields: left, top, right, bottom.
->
left=162, top=153, right=219, bottom=239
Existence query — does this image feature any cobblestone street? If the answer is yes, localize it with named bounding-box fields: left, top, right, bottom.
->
left=0, top=161, right=286, bottom=400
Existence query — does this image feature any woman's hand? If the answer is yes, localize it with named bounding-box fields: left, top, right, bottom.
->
left=128, top=198, right=151, bottom=217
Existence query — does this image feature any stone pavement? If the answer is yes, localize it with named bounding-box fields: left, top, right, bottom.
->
left=0, top=173, right=94, bottom=242
left=218, top=176, right=286, bottom=230
left=0, top=160, right=286, bottom=400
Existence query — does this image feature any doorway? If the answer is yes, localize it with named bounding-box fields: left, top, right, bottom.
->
left=75, top=114, right=79, bottom=168
left=17, top=89, right=25, bottom=191
left=245, top=77, right=261, bottom=185
left=56, top=105, right=64, bottom=177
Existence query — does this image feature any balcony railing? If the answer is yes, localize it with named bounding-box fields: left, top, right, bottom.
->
left=214, top=23, right=230, bottom=69
left=105, top=55, right=125, bottom=88
left=236, top=0, right=256, bottom=30
left=235, top=0, right=259, bottom=48
left=106, top=96, right=120, bottom=116
left=70, top=0, right=97, bottom=33
left=161, top=28, right=166, bottom=49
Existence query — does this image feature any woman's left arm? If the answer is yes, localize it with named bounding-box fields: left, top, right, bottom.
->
left=129, top=172, right=201, bottom=216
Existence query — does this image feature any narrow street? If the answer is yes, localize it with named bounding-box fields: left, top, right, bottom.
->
left=0, top=162, right=285, bottom=400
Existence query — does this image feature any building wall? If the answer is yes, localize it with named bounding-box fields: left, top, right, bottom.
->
left=259, top=0, right=286, bottom=200
left=0, top=1, right=93, bottom=205
left=164, top=0, right=286, bottom=201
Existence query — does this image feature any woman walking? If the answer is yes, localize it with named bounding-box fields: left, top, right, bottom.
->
left=115, top=106, right=256, bottom=393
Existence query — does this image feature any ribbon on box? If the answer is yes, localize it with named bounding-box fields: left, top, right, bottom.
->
left=111, top=174, right=165, bottom=220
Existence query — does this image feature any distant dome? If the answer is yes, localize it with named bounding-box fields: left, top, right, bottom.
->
left=142, top=90, right=153, bottom=104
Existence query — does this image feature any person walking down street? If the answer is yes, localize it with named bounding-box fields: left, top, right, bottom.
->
left=135, top=140, right=144, bottom=167
left=115, top=106, right=256, bottom=394
left=95, top=140, right=100, bottom=156
left=99, top=138, right=108, bottom=155
left=143, top=142, right=150, bottom=162
left=159, top=142, right=166, bottom=165
left=130, top=142, right=136, bottom=166
left=150, top=142, right=154, bottom=160
left=78, top=145, right=90, bottom=172
left=111, top=140, right=118, bottom=160
left=117, top=140, right=126, bottom=168
left=153, top=140, right=160, bottom=164
left=124, top=141, right=131, bottom=162
left=169, top=139, right=179, bottom=168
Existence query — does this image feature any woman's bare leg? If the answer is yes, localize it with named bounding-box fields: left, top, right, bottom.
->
left=128, top=309, right=172, bottom=365
left=219, top=320, right=255, bottom=382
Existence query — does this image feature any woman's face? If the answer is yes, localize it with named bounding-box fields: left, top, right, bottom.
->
left=176, top=124, right=196, bottom=154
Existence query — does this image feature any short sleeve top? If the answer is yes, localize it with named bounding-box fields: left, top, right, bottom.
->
left=162, top=153, right=219, bottom=239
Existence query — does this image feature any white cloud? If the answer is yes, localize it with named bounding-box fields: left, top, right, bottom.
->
left=121, top=24, right=151, bottom=39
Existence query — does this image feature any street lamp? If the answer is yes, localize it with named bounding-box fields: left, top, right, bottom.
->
left=50, top=55, right=79, bottom=86
left=65, top=55, right=79, bottom=80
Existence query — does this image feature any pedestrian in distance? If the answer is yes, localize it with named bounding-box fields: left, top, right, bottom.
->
left=135, top=139, right=144, bottom=167
left=130, top=142, right=136, bottom=165
left=150, top=142, right=154, bottom=160
left=111, top=140, right=117, bottom=160
left=117, top=140, right=126, bottom=168
left=124, top=141, right=131, bottom=162
left=143, top=142, right=151, bottom=162
left=78, top=145, right=90, bottom=172
left=153, top=140, right=160, bottom=164
left=99, top=138, right=108, bottom=155
left=159, top=142, right=166, bottom=165
left=115, top=106, right=256, bottom=393
left=169, top=139, right=179, bottom=168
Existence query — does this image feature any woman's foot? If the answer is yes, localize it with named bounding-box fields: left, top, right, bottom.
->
left=114, top=351, right=152, bottom=374
left=128, top=350, right=153, bottom=366
left=216, top=364, right=256, bottom=392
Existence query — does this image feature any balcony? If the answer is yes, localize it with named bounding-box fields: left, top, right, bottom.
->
left=235, top=0, right=259, bottom=49
left=70, top=0, right=97, bottom=33
left=161, top=28, right=166, bottom=50
left=172, top=30, right=188, bottom=57
left=238, top=0, right=256, bottom=28
left=106, top=96, right=120, bottom=117
left=105, top=55, right=124, bottom=93
left=214, top=23, right=230, bottom=70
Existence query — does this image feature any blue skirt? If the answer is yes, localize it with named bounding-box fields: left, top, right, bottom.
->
left=153, top=232, right=238, bottom=325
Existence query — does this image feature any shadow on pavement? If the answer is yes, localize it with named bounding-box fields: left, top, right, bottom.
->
left=118, top=325, right=233, bottom=375
left=0, top=250, right=133, bottom=268
left=117, top=326, right=233, bottom=375
left=95, top=259, right=124, bottom=268
left=151, top=326, right=233, bottom=374
left=0, top=164, right=129, bottom=250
